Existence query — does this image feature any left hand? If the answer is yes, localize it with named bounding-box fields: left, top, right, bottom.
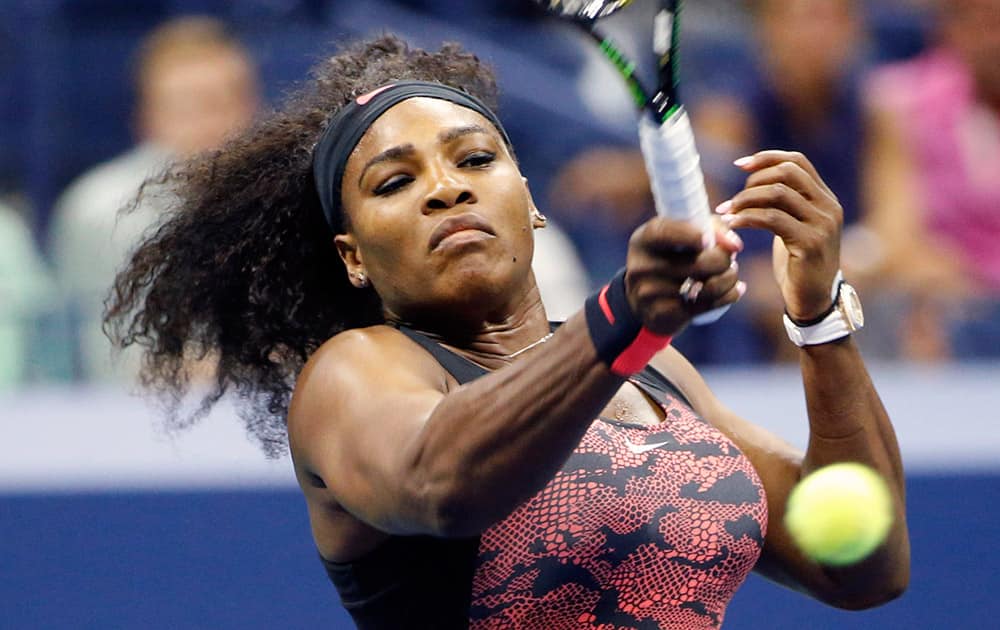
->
left=716, top=151, right=842, bottom=321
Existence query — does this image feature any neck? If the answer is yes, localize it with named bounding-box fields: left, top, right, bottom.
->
left=387, top=283, right=553, bottom=368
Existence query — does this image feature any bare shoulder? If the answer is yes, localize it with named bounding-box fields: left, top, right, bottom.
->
left=287, top=325, right=449, bottom=462
left=301, top=324, right=441, bottom=378
left=286, top=325, right=455, bottom=559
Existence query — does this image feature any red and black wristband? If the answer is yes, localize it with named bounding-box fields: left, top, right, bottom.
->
left=585, top=269, right=672, bottom=377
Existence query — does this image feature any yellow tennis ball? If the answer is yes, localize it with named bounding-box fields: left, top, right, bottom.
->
left=784, top=462, right=893, bottom=566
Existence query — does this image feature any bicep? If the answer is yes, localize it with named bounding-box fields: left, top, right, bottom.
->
left=287, top=331, right=447, bottom=534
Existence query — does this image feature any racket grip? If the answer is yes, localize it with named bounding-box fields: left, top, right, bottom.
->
left=638, top=109, right=730, bottom=326
left=638, top=108, right=712, bottom=238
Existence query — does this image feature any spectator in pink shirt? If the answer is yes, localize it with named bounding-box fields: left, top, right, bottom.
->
left=863, top=0, right=1000, bottom=359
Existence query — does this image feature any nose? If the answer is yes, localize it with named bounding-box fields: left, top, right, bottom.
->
left=422, top=166, right=476, bottom=213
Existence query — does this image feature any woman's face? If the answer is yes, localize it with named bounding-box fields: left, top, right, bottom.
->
left=337, top=97, right=543, bottom=323
left=756, top=0, right=861, bottom=91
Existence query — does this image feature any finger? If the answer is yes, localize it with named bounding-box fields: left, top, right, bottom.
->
left=633, top=242, right=732, bottom=284
left=633, top=258, right=735, bottom=309
left=696, top=259, right=740, bottom=302
left=726, top=182, right=815, bottom=222
left=734, top=150, right=834, bottom=198
left=742, top=161, right=835, bottom=206
left=628, top=251, right=724, bottom=289
left=634, top=217, right=710, bottom=255
left=710, top=218, right=745, bottom=254
left=721, top=206, right=814, bottom=244
left=689, top=245, right=736, bottom=280
left=695, top=280, right=747, bottom=314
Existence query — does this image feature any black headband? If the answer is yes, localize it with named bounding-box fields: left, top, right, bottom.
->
left=312, top=80, right=512, bottom=231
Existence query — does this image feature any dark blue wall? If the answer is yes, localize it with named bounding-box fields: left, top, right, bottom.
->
left=2, top=474, right=996, bottom=629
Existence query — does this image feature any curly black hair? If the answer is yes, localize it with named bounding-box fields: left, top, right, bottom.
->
left=105, top=35, right=502, bottom=457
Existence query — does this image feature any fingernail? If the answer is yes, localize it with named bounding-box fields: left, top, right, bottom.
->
left=730, top=258, right=739, bottom=272
left=725, top=229, right=744, bottom=251
left=715, top=200, right=733, bottom=214
left=736, top=280, right=747, bottom=297
left=688, top=280, right=704, bottom=302
left=733, top=156, right=754, bottom=167
left=720, top=213, right=737, bottom=226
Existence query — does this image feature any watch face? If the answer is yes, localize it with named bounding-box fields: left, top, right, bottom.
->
left=840, top=283, right=864, bottom=330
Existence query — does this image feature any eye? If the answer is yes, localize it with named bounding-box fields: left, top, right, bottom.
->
left=373, top=174, right=413, bottom=196
left=459, top=151, right=496, bottom=168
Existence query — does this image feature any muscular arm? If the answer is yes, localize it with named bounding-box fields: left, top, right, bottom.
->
left=288, top=220, right=739, bottom=543
left=653, top=339, right=908, bottom=610
left=289, top=313, right=623, bottom=538
left=669, top=149, right=911, bottom=608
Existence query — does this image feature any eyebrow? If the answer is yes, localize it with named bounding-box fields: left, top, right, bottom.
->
left=357, top=124, right=493, bottom=187
left=438, top=124, right=490, bottom=144
left=358, top=144, right=415, bottom=187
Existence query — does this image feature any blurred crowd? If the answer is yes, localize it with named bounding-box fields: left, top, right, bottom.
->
left=1, top=0, right=998, bottom=390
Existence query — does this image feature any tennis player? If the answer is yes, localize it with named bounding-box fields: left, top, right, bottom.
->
left=106, top=36, right=909, bottom=629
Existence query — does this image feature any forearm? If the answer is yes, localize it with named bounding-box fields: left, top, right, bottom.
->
left=405, top=312, right=623, bottom=536
left=796, top=336, right=910, bottom=602
left=798, top=337, right=903, bottom=494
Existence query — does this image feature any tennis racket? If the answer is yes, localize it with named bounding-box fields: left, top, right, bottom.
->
left=535, top=0, right=728, bottom=324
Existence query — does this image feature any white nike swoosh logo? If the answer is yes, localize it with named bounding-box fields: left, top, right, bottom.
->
left=624, top=438, right=671, bottom=454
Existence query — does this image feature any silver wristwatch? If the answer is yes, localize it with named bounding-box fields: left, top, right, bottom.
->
left=782, top=271, right=864, bottom=347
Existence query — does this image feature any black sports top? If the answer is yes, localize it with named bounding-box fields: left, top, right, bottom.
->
left=323, top=326, right=768, bottom=629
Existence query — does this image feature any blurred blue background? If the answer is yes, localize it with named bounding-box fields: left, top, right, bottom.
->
left=2, top=0, right=999, bottom=628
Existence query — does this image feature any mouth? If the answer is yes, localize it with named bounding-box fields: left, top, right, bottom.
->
left=428, top=213, right=497, bottom=251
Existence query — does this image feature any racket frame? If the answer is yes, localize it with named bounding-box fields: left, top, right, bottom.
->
left=565, top=0, right=683, bottom=125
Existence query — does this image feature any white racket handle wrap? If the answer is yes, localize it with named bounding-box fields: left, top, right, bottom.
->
left=638, top=108, right=730, bottom=325
left=638, top=108, right=712, bottom=239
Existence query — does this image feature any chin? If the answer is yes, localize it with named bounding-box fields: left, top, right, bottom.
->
left=450, top=266, right=510, bottom=301
left=439, top=257, right=530, bottom=315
